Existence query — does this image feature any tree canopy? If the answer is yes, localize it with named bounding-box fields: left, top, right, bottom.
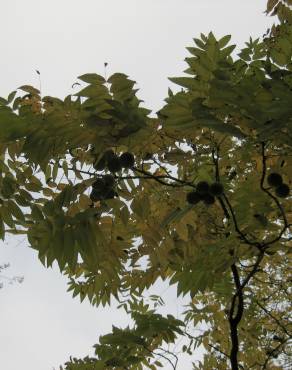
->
left=0, top=1, right=292, bottom=369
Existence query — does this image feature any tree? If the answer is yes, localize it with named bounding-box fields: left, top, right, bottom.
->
left=0, top=1, right=292, bottom=369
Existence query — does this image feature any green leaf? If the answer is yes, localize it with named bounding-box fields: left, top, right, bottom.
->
left=1, top=176, right=16, bottom=198
left=31, top=205, right=44, bottom=221
left=196, top=117, right=246, bottom=138
left=52, top=161, right=59, bottom=181
left=62, top=161, right=69, bottom=179
left=160, top=206, right=192, bottom=228
left=120, top=206, right=130, bottom=226
left=78, top=73, right=106, bottom=84
left=0, top=107, right=31, bottom=142
left=75, top=84, right=108, bottom=98
left=18, top=85, right=40, bottom=95
left=0, top=97, right=8, bottom=106
left=64, top=228, right=78, bottom=271
left=7, top=91, right=17, bottom=104
left=221, top=44, right=236, bottom=57
left=25, top=182, right=42, bottom=192
left=45, top=164, right=52, bottom=182
left=55, top=185, right=75, bottom=208
left=7, top=200, right=25, bottom=221
left=0, top=205, right=14, bottom=228
left=193, top=38, right=205, bottom=49
left=43, top=201, right=55, bottom=216
left=218, top=35, right=232, bottom=48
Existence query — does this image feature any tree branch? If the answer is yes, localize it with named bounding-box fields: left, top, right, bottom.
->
left=142, top=345, right=177, bottom=370
left=228, top=251, right=265, bottom=369
left=210, top=144, right=231, bottom=220
left=229, top=264, right=244, bottom=370
left=240, top=252, right=264, bottom=291
left=208, top=343, right=229, bottom=359
left=133, top=167, right=195, bottom=188
left=223, top=194, right=262, bottom=248
left=262, top=338, right=290, bottom=370
left=255, top=300, right=292, bottom=337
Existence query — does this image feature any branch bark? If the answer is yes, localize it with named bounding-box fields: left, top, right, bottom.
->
left=228, top=252, right=265, bottom=369
left=229, top=264, right=244, bottom=370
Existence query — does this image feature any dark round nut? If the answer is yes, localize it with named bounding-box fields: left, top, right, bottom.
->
left=202, top=193, right=215, bottom=205
left=93, top=156, right=106, bottom=171
left=107, top=155, right=122, bottom=173
left=267, top=173, right=283, bottom=187
left=120, top=152, right=135, bottom=169
left=103, top=174, right=115, bottom=187
left=186, top=191, right=201, bottom=205
left=275, top=183, right=290, bottom=198
left=209, top=182, right=224, bottom=196
left=90, top=189, right=103, bottom=202
left=92, top=178, right=105, bottom=191
left=196, top=181, right=210, bottom=194
left=103, top=188, right=116, bottom=200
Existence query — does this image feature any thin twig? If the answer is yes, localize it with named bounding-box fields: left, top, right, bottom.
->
left=143, top=345, right=177, bottom=370
left=208, top=343, right=229, bottom=359
left=256, top=300, right=291, bottom=337
left=229, top=264, right=244, bottom=370
left=157, top=347, right=179, bottom=369
left=223, top=194, right=261, bottom=248
left=240, top=252, right=264, bottom=291
left=262, top=338, right=289, bottom=370
left=133, top=167, right=195, bottom=188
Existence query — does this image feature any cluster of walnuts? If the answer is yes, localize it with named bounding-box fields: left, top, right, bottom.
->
left=90, top=174, right=116, bottom=202
left=267, top=172, right=290, bottom=198
left=94, top=150, right=135, bottom=173
left=89, top=153, right=290, bottom=204
left=90, top=150, right=135, bottom=202
left=186, top=181, right=224, bottom=206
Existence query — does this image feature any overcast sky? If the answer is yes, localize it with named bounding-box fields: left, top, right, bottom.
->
left=0, top=1, right=273, bottom=369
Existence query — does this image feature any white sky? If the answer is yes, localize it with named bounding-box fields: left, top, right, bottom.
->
left=0, top=1, right=273, bottom=369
